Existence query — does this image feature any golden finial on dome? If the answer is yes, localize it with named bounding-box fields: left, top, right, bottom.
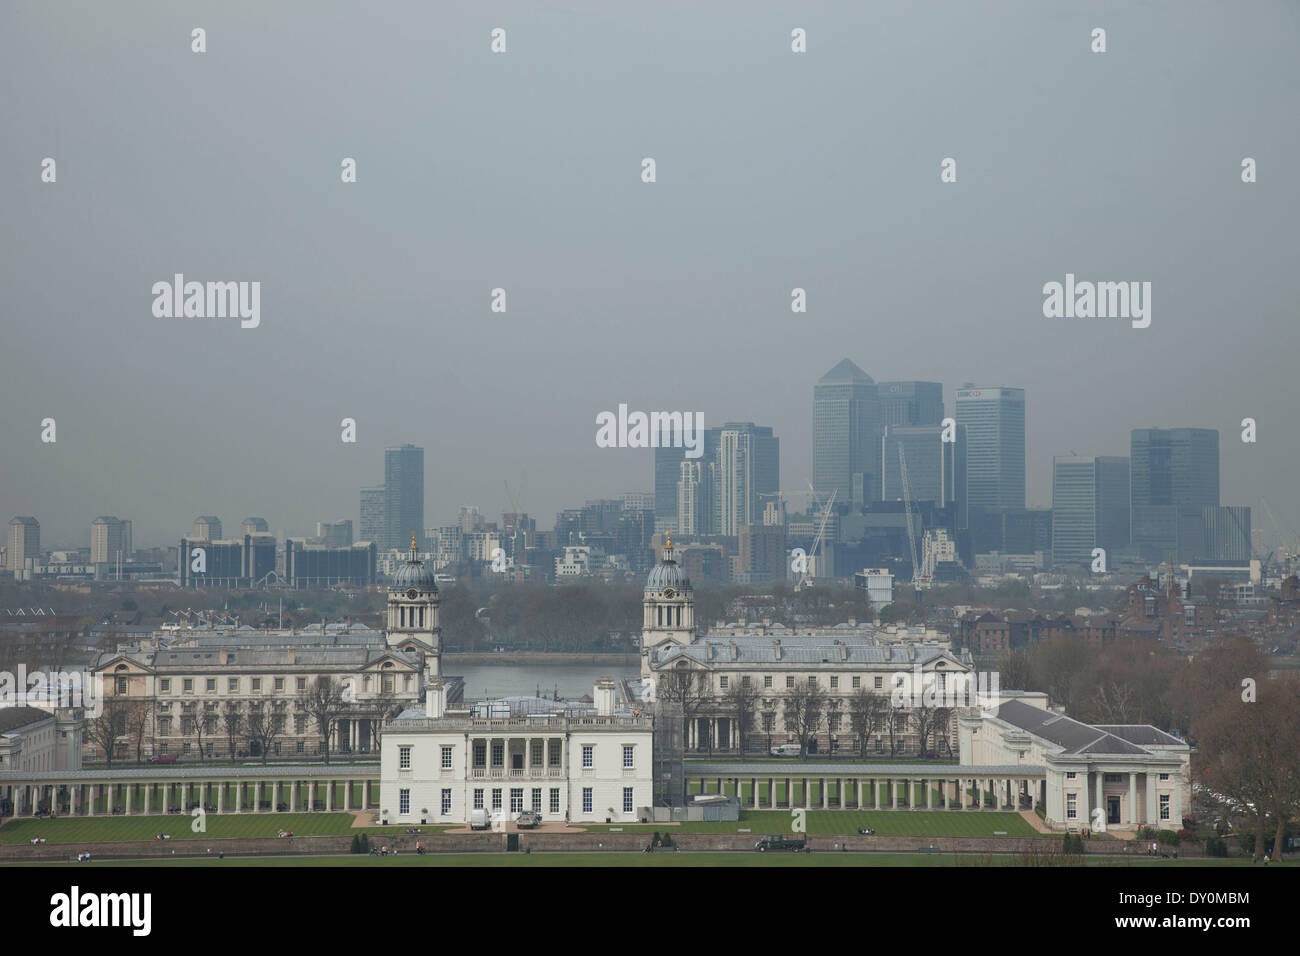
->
left=410, top=533, right=417, bottom=554
left=665, top=532, right=672, bottom=552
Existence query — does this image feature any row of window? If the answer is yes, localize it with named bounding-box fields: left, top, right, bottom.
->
left=1064, top=771, right=1172, bottom=781
left=399, top=744, right=638, bottom=770
left=120, top=674, right=411, bottom=695
left=717, top=674, right=930, bottom=691
left=1065, top=792, right=1172, bottom=821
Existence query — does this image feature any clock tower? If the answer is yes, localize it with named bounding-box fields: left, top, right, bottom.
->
left=641, top=534, right=695, bottom=676
left=386, top=534, right=442, bottom=676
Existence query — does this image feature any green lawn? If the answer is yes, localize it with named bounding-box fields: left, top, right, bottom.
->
left=6, top=852, right=1276, bottom=868
left=577, top=809, right=1037, bottom=837
left=0, top=813, right=449, bottom=845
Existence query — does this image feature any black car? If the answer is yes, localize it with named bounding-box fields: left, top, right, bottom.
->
left=754, top=835, right=805, bottom=852
left=858, top=827, right=876, bottom=835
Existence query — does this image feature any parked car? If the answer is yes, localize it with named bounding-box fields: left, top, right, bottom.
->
left=149, top=755, right=178, bottom=765
left=516, top=811, right=542, bottom=829
left=770, top=743, right=802, bottom=757
left=857, top=827, right=876, bottom=835
left=469, top=808, right=491, bottom=830
left=754, top=835, right=806, bottom=852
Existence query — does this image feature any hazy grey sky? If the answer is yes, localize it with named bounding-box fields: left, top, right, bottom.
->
left=3, top=0, right=1298, bottom=549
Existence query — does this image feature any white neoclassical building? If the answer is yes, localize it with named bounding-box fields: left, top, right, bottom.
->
left=380, top=679, right=654, bottom=825
left=959, top=693, right=1192, bottom=831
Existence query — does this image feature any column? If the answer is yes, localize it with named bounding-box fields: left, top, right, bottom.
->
left=926, top=779, right=933, bottom=809
left=1128, top=773, right=1137, bottom=826
left=1146, top=771, right=1157, bottom=825
left=769, top=778, right=776, bottom=810
left=343, top=780, right=351, bottom=811
left=236, top=781, right=243, bottom=812
left=181, top=782, right=188, bottom=812
left=125, top=783, right=133, bottom=815
left=1094, top=770, right=1104, bottom=827
left=891, top=780, right=898, bottom=810
left=875, top=779, right=882, bottom=809
left=820, top=778, right=828, bottom=809
left=1080, top=772, right=1090, bottom=829
left=290, top=780, right=297, bottom=812
left=959, top=779, right=966, bottom=809
left=909, top=779, right=917, bottom=810
left=326, top=780, right=333, bottom=811
left=143, top=782, right=151, bottom=814
left=87, top=784, right=96, bottom=816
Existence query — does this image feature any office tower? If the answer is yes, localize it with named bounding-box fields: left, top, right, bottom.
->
left=360, top=487, right=385, bottom=544
left=955, top=387, right=1026, bottom=510
left=1129, top=428, right=1220, bottom=562
left=178, top=534, right=275, bottom=588
left=384, top=444, right=425, bottom=552
left=677, top=461, right=706, bottom=536
left=621, top=492, right=655, bottom=512
left=285, top=540, right=376, bottom=588
left=7, top=517, right=40, bottom=570
left=813, top=359, right=880, bottom=508
left=459, top=506, right=484, bottom=533
left=879, top=424, right=966, bottom=527
left=737, top=523, right=787, bottom=583
left=317, top=520, right=354, bottom=547
left=1198, top=506, right=1252, bottom=562
left=191, top=516, right=222, bottom=541
left=713, top=423, right=779, bottom=536
left=654, top=441, right=686, bottom=535
left=1050, top=456, right=1130, bottom=567
left=877, top=381, right=944, bottom=428
left=240, top=517, right=270, bottom=536
left=90, top=516, right=132, bottom=564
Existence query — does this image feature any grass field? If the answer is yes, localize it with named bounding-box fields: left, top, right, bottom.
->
left=577, top=810, right=1038, bottom=837
left=3, top=852, right=1278, bottom=868
left=0, top=813, right=449, bottom=845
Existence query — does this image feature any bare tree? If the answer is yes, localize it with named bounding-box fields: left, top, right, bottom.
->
left=724, top=679, right=760, bottom=755
left=85, top=699, right=130, bottom=767
left=298, top=676, right=350, bottom=764
left=782, top=680, right=827, bottom=759
left=223, top=701, right=243, bottom=759
left=848, top=686, right=886, bottom=757
left=125, top=700, right=152, bottom=764
left=656, top=666, right=710, bottom=753
left=182, top=702, right=212, bottom=761
left=245, top=703, right=282, bottom=765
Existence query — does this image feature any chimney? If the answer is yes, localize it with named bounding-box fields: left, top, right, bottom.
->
left=425, top=677, right=446, bottom=718
left=772, top=639, right=782, bottom=660
left=286, top=648, right=295, bottom=665
left=838, top=640, right=847, bottom=662
left=729, top=640, right=738, bottom=661
left=594, top=678, right=616, bottom=716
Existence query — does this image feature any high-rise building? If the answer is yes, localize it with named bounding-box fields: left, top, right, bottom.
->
left=879, top=424, right=966, bottom=528
left=1050, top=456, right=1130, bottom=567
left=179, top=534, right=276, bottom=588
left=713, top=423, right=779, bottom=536
left=1130, top=428, right=1220, bottom=562
left=90, top=516, right=132, bottom=565
left=317, top=520, right=354, bottom=547
left=360, top=487, right=385, bottom=545
left=285, top=539, right=376, bottom=587
left=877, top=381, right=944, bottom=428
left=7, top=517, right=40, bottom=571
left=191, top=516, right=222, bottom=541
left=955, top=387, right=1026, bottom=510
left=737, top=524, right=786, bottom=583
left=677, top=461, right=709, bottom=536
left=385, top=444, right=425, bottom=552
left=621, top=491, right=655, bottom=512
left=1195, top=506, right=1252, bottom=562
left=813, top=359, right=880, bottom=508
left=240, top=517, right=270, bottom=536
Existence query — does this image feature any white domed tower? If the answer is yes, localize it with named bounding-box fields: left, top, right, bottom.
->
left=642, top=534, right=695, bottom=676
left=386, top=535, right=442, bottom=675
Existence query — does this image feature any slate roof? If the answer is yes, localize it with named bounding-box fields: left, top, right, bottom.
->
left=0, top=707, right=54, bottom=734
left=995, top=699, right=1180, bottom=756
left=655, top=636, right=964, bottom=666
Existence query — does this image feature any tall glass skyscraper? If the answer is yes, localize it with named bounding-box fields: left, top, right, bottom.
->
left=1129, top=428, right=1220, bottom=562
left=384, top=444, right=424, bottom=552
left=1050, top=456, right=1130, bottom=566
left=879, top=424, right=967, bottom=528
left=877, top=381, right=944, bottom=428
left=955, top=387, right=1026, bottom=510
left=813, top=359, right=880, bottom=508
left=360, top=486, right=385, bottom=546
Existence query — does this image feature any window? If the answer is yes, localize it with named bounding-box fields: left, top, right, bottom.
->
left=1066, top=793, right=1077, bottom=819
left=399, top=746, right=411, bottom=769
left=294, top=716, right=305, bottom=734
left=382, top=675, right=394, bottom=694
left=206, top=678, right=216, bottom=692
left=623, top=745, right=635, bottom=768
left=531, top=788, right=542, bottom=812
left=762, top=713, right=774, bottom=732
left=160, top=679, right=170, bottom=693
left=183, top=678, right=193, bottom=693
left=852, top=676, right=861, bottom=689
left=549, top=788, right=561, bottom=814
left=582, top=745, right=593, bottom=768
left=874, top=676, right=883, bottom=690
left=1066, top=771, right=1077, bottom=779
left=530, top=740, right=544, bottom=766
left=491, top=742, right=504, bottom=767
left=159, top=717, right=171, bottom=735
left=582, top=788, right=593, bottom=814
left=510, top=789, right=524, bottom=813
left=1159, top=795, right=1170, bottom=821
left=742, top=676, right=751, bottom=687
left=491, top=789, right=502, bottom=811
left=274, top=678, right=285, bottom=692
left=227, top=678, right=239, bottom=692
left=1159, top=773, right=1170, bottom=781
left=296, top=678, right=306, bottom=691
left=1104, top=773, right=1123, bottom=784
left=273, top=742, right=281, bottom=755
left=829, top=676, right=838, bottom=690
left=719, top=676, right=729, bottom=689
left=441, top=789, right=452, bottom=815
left=117, top=677, right=128, bottom=694
left=764, top=675, right=772, bottom=688
left=441, top=746, right=453, bottom=769
left=785, top=676, right=794, bottom=689
left=296, top=741, right=304, bottom=754
left=623, top=787, right=634, bottom=813
left=548, top=741, right=561, bottom=767
left=399, top=789, right=410, bottom=814
left=252, top=678, right=261, bottom=692
left=473, top=742, right=486, bottom=767
left=473, top=789, right=484, bottom=810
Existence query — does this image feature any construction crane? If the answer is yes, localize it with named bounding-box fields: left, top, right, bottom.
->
left=898, top=444, right=924, bottom=588
left=797, top=484, right=836, bottom=590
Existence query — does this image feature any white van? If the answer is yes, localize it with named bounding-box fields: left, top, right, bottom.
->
left=771, top=743, right=802, bottom=757
left=469, top=808, right=490, bottom=830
